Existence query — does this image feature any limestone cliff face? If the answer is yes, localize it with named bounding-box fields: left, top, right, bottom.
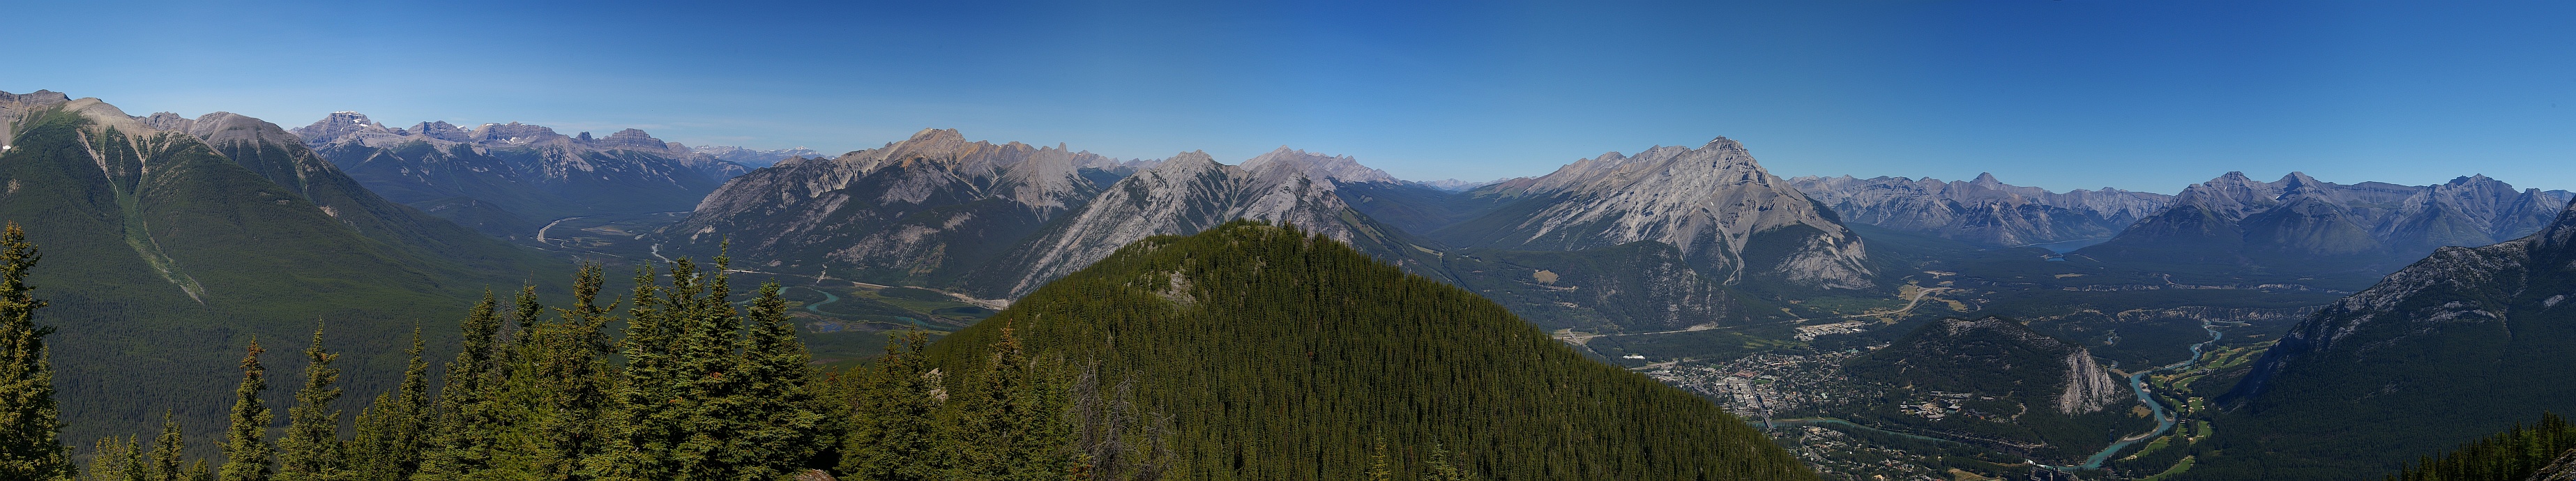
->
left=667, top=128, right=1137, bottom=287
left=975, top=149, right=1437, bottom=298
left=1790, top=173, right=2173, bottom=246
left=1438, top=137, right=1873, bottom=289
left=2055, top=346, right=2129, bottom=415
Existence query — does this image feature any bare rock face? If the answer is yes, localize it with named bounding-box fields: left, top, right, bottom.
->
left=1439, top=137, right=1874, bottom=289
left=667, top=128, right=1139, bottom=288
left=2531, top=449, right=2576, bottom=481
left=2055, top=346, right=2129, bottom=415
left=1238, top=146, right=1399, bottom=184
left=1790, top=173, right=2174, bottom=246
left=975, top=148, right=1437, bottom=297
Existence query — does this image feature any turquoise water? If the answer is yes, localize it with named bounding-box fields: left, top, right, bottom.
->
left=2070, top=319, right=2225, bottom=470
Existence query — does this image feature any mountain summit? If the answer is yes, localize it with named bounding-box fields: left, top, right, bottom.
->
left=969, top=148, right=1439, bottom=297
left=667, top=128, right=1146, bottom=289
left=1437, top=137, right=1874, bottom=289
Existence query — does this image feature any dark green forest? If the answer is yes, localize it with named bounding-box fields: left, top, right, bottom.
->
left=925, top=220, right=1814, bottom=480
left=2386, top=413, right=2576, bottom=481
left=0, top=220, right=1816, bottom=480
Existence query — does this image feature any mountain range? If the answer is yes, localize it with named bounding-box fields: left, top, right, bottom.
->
left=22, top=86, right=2576, bottom=480
left=1791, top=174, right=2174, bottom=247
left=2082, top=171, right=2572, bottom=280
left=671, top=132, right=1879, bottom=335
left=290, top=112, right=755, bottom=238
left=0, top=90, right=559, bottom=448
left=2181, top=199, right=2576, bottom=480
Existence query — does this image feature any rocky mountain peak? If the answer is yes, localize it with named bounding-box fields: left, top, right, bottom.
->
left=1970, top=171, right=2003, bottom=186
left=289, top=112, right=397, bottom=147
left=0, top=89, right=70, bottom=105
left=1239, top=146, right=1398, bottom=184
left=469, top=122, right=566, bottom=145
left=406, top=121, right=473, bottom=142
left=593, top=128, right=669, bottom=151
left=1447, top=136, right=1874, bottom=289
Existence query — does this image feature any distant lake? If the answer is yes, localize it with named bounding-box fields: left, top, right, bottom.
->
left=2020, top=238, right=2111, bottom=254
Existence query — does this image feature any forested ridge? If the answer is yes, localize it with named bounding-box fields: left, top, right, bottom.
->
left=2387, top=413, right=2576, bottom=481
left=0, top=219, right=1813, bottom=480
left=926, top=220, right=1815, bottom=480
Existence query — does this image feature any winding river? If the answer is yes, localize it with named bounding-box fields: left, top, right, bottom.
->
left=2070, top=319, right=2225, bottom=470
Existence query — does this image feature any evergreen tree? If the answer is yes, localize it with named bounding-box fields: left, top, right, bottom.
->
left=1368, top=438, right=1392, bottom=481
left=941, top=325, right=1077, bottom=480
left=149, top=412, right=185, bottom=481
left=520, top=265, right=616, bottom=481
left=83, top=435, right=144, bottom=481
left=277, top=323, right=345, bottom=481
left=220, top=339, right=274, bottom=481
left=1423, top=443, right=1470, bottom=481
left=728, top=282, right=831, bottom=479
left=0, top=222, right=74, bottom=480
left=841, top=331, right=942, bottom=481
left=596, top=258, right=746, bottom=480
left=415, top=291, right=503, bottom=480
left=183, top=461, right=211, bottom=481
left=346, top=328, right=428, bottom=481
left=591, top=265, right=674, bottom=481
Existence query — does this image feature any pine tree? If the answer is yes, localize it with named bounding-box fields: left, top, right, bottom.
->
left=521, top=264, right=616, bottom=481
left=220, top=338, right=275, bottom=481
left=84, top=435, right=144, bottom=481
left=347, top=328, right=429, bottom=481
left=942, top=325, right=1075, bottom=480
left=1368, top=438, right=1392, bottom=481
left=149, top=412, right=185, bottom=481
left=729, top=281, right=830, bottom=478
left=0, top=222, right=73, bottom=480
left=842, top=331, right=942, bottom=481
left=591, top=265, right=674, bottom=481
left=277, top=323, right=345, bottom=481
left=596, top=259, right=746, bottom=480
left=415, top=291, right=503, bottom=480
left=1423, top=443, right=1470, bottom=481
left=183, top=461, right=211, bottom=481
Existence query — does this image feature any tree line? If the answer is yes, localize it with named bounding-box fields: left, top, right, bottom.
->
left=2388, top=413, right=2576, bottom=481
left=0, top=224, right=1211, bottom=481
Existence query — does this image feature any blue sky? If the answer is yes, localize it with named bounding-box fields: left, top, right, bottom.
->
left=10, top=1, right=2572, bottom=193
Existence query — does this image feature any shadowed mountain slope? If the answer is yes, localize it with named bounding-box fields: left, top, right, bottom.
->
left=926, top=221, right=1816, bottom=480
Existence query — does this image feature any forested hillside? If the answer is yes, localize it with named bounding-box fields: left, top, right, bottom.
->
left=927, top=220, right=1815, bottom=480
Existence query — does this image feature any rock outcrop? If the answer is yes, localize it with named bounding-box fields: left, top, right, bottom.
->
left=667, top=128, right=1145, bottom=289
left=973, top=148, right=1439, bottom=297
